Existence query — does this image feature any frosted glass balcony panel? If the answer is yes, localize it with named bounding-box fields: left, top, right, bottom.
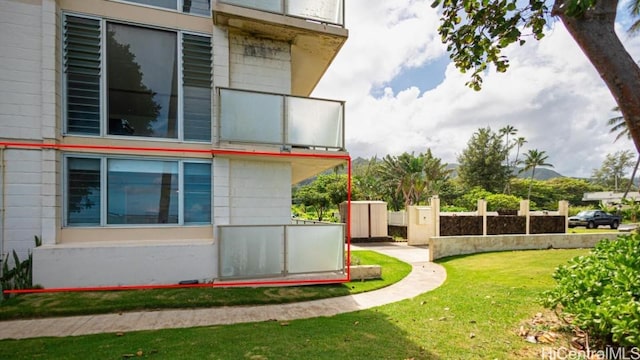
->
left=287, top=97, right=343, bottom=149
left=286, top=0, right=343, bottom=25
left=219, top=226, right=284, bottom=278
left=219, top=89, right=283, bottom=144
left=219, top=0, right=282, bottom=13
left=286, top=225, right=344, bottom=273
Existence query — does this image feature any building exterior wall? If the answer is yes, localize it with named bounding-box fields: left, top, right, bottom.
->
left=1, top=0, right=346, bottom=288
left=33, top=240, right=216, bottom=287
left=229, top=33, right=291, bottom=93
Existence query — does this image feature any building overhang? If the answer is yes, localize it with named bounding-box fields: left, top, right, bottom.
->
left=213, top=149, right=349, bottom=184
left=213, top=2, right=348, bottom=96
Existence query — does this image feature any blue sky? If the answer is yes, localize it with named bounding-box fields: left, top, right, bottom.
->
left=313, top=0, right=640, bottom=178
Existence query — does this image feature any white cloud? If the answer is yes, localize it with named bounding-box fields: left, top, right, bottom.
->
left=313, top=1, right=640, bottom=178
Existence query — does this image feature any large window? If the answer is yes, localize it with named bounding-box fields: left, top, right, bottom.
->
left=123, top=0, right=211, bottom=16
left=66, top=156, right=212, bottom=226
left=63, top=15, right=212, bottom=141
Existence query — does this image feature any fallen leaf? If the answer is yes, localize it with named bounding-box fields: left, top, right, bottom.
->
left=470, top=333, right=476, bottom=339
left=353, top=321, right=359, bottom=326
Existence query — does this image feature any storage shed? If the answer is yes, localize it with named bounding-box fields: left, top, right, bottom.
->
left=340, top=201, right=390, bottom=240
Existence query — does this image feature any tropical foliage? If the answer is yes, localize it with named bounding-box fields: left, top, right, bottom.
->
left=457, top=127, right=511, bottom=193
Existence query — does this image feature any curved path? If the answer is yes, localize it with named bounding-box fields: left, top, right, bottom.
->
left=0, top=243, right=446, bottom=340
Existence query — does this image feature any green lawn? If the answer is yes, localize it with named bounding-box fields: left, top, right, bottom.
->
left=0, top=250, right=410, bottom=321
left=0, top=248, right=588, bottom=359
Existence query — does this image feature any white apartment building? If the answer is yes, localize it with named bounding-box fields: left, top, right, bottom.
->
left=0, top=0, right=349, bottom=288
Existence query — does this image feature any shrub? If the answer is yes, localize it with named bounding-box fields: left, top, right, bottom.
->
left=1, top=236, right=41, bottom=300
left=485, top=193, right=521, bottom=211
left=542, top=234, right=640, bottom=347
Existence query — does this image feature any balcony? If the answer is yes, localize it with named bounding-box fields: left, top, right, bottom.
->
left=219, top=88, right=344, bottom=150
left=217, top=223, right=345, bottom=280
left=217, top=0, right=344, bottom=26
left=213, top=0, right=348, bottom=96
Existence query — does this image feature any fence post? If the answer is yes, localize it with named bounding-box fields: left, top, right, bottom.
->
left=520, top=200, right=530, bottom=234
left=477, top=199, right=487, bottom=236
left=431, top=196, right=440, bottom=237
left=558, top=200, right=569, bottom=233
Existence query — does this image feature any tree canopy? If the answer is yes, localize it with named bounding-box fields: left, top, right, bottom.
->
left=431, top=0, right=640, bottom=158
left=457, top=127, right=510, bottom=192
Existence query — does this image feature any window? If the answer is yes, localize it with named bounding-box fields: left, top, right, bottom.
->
left=63, top=15, right=212, bottom=141
left=123, top=0, right=211, bottom=16
left=65, top=156, right=212, bottom=226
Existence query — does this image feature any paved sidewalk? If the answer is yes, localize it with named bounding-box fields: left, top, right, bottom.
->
left=0, top=242, right=446, bottom=340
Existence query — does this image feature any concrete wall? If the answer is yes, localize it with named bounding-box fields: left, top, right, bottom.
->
left=33, top=240, right=215, bottom=287
left=229, top=33, right=291, bottom=93
left=407, top=198, right=440, bottom=246
left=0, top=0, right=59, bottom=263
left=0, top=0, right=58, bottom=141
left=229, top=159, right=291, bottom=225
left=429, top=232, right=621, bottom=261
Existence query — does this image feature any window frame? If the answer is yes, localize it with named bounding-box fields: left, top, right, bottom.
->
left=63, top=154, right=213, bottom=228
left=62, top=13, right=212, bottom=143
left=111, top=0, right=212, bottom=18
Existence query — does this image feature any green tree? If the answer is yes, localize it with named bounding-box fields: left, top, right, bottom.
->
left=591, top=150, right=635, bottom=191
left=422, top=149, right=452, bottom=197
left=513, top=137, right=527, bottom=168
left=377, top=150, right=451, bottom=210
left=352, top=157, right=381, bottom=201
left=457, top=127, right=510, bottom=193
left=519, top=149, right=554, bottom=200
left=499, top=125, right=519, bottom=193
left=294, top=174, right=347, bottom=221
left=430, top=0, right=640, bottom=162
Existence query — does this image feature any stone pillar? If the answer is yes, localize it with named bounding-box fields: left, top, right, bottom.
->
left=431, top=196, right=440, bottom=237
left=477, top=199, right=487, bottom=236
left=520, top=200, right=530, bottom=234
left=558, top=200, right=569, bottom=233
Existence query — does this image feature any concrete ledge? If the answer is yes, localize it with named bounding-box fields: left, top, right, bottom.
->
left=349, top=265, right=382, bottom=280
left=429, top=233, right=621, bottom=261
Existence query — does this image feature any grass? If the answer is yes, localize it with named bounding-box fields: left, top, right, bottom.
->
left=0, top=250, right=410, bottom=321
left=0, top=248, right=588, bottom=359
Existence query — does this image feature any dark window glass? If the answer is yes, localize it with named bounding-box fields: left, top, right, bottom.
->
left=184, top=163, right=211, bottom=223
left=107, top=160, right=178, bottom=224
left=67, top=158, right=101, bottom=225
left=107, top=23, right=178, bottom=138
left=183, top=0, right=211, bottom=15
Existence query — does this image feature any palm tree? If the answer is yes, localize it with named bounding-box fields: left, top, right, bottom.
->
left=499, top=125, right=518, bottom=166
left=499, top=125, right=518, bottom=194
left=607, top=106, right=639, bottom=200
left=513, top=137, right=527, bottom=167
left=519, top=149, right=554, bottom=201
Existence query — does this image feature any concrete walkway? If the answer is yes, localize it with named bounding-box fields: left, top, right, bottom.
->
left=0, top=243, right=446, bottom=340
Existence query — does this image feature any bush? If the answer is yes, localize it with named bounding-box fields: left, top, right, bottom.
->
left=485, top=193, right=521, bottom=211
left=542, top=234, right=640, bottom=347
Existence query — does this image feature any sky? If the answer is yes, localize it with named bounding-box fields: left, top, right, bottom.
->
left=312, top=1, right=640, bottom=178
